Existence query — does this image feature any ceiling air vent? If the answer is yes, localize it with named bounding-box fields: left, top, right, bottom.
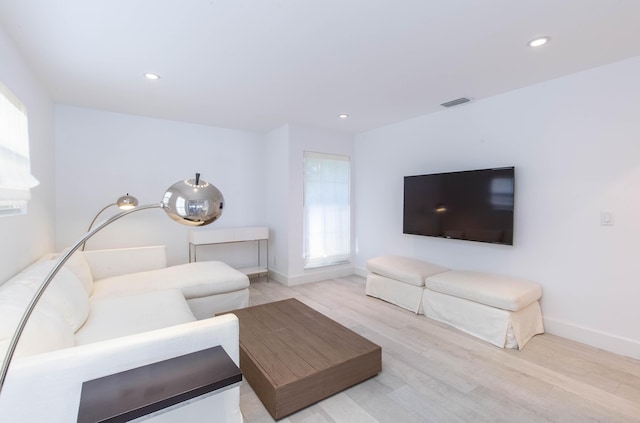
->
left=440, top=97, right=472, bottom=108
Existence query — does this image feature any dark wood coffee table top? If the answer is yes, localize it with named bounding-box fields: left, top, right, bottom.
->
left=226, top=298, right=381, bottom=419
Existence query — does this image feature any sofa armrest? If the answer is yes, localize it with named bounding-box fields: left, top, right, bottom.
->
left=0, top=314, right=241, bottom=422
left=82, top=246, right=168, bottom=280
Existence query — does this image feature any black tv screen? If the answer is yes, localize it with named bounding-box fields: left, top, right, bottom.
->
left=403, top=167, right=515, bottom=245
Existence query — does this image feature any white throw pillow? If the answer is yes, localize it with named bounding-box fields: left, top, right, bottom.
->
left=0, top=283, right=75, bottom=359
left=8, top=260, right=90, bottom=332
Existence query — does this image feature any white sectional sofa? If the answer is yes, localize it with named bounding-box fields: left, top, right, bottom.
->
left=366, top=255, right=544, bottom=349
left=0, top=245, right=249, bottom=422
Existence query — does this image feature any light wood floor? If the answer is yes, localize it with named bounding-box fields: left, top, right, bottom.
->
left=239, top=275, right=640, bottom=423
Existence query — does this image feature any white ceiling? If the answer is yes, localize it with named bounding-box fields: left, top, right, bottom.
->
left=1, top=0, right=639, bottom=134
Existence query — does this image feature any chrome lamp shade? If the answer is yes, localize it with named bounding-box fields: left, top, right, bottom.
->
left=162, top=174, right=224, bottom=226
left=116, top=193, right=138, bottom=210
left=0, top=173, right=224, bottom=395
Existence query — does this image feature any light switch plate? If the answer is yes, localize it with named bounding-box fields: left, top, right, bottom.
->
left=600, top=211, right=614, bottom=226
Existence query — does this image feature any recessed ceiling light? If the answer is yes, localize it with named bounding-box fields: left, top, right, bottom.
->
left=338, top=114, right=349, bottom=119
left=528, top=36, right=550, bottom=48
left=144, top=73, right=160, bottom=80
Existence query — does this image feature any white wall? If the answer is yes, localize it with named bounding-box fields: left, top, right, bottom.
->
left=0, top=26, right=55, bottom=283
left=265, top=125, right=291, bottom=277
left=54, top=109, right=357, bottom=281
left=264, top=124, right=355, bottom=285
left=54, top=106, right=266, bottom=266
left=354, top=56, right=640, bottom=358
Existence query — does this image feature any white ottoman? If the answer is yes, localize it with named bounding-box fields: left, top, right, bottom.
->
left=365, top=255, right=449, bottom=313
left=422, top=271, right=544, bottom=349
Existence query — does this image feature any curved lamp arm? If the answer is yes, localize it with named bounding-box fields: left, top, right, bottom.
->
left=81, top=203, right=116, bottom=251
left=82, top=194, right=139, bottom=251
left=86, top=203, right=117, bottom=232
left=0, top=204, right=161, bottom=394
left=87, top=203, right=117, bottom=232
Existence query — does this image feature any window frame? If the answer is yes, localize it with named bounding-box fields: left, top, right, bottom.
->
left=303, top=150, right=351, bottom=269
left=0, top=81, right=38, bottom=216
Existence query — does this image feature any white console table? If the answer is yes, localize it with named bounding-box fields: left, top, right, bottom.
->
left=189, top=226, right=269, bottom=277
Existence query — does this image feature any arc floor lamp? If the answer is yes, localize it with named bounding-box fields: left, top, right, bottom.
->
left=0, top=173, right=224, bottom=395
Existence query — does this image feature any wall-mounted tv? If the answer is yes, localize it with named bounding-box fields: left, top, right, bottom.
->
left=403, top=167, right=515, bottom=245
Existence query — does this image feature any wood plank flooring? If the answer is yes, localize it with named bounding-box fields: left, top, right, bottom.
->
left=239, top=275, right=640, bottom=422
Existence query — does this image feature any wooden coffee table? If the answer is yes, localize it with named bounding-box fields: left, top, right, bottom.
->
left=225, top=298, right=381, bottom=420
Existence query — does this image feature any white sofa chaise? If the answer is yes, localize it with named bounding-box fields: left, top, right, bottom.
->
left=83, top=246, right=250, bottom=320
left=0, top=245, right=249, bottom=422
left=366, top=255, right=544, bottom=349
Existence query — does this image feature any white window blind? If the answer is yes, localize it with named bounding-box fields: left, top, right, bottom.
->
left=0, top=81, right=39, bottom=215
left=303, top=151, right=351, bottom=269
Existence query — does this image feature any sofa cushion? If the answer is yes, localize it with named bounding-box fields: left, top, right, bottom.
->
left=75, top=289, right=196, bottom=345
left=8, top=260, right=90, bottom=332
left=82, top=246, right=167, bottom=280
left=61, top=250, right=94, bottom=296
left=91, top=261, right=250, bottom=300
left=0, top=283, right=75, bottom=359
left=366, top=255, right=449, bottom=287
left=425, top=270, right=542, bottom=312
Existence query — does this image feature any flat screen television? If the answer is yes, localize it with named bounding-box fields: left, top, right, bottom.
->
left=403, top=167, right=515, bottom=245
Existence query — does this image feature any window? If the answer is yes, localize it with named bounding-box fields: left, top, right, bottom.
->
left=303, top=151, right=351, bottom=269
left=0, top=81, right=38, bottom=216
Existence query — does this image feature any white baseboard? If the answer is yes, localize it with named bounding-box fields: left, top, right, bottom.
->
left=543, top=316, right=640, bottom=360
left=354, top=266, right=368, bottom=277
left=266, top=269, right=288, bottom=286
left=267, top=264, right=355, bottom=286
